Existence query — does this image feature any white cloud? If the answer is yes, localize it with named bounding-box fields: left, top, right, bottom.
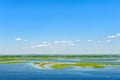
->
left=76, top=40, right=80, bottom=42
left=107, top=33, right=120, bottom=40
left=116, top=34, right=120, bottom=36
left=54, top=41, right=66, bottom=44
left=67, top=41, right=75, bottom=46
left=54, top=41, right=58, bottom=44
left=15, top=38, right=28, bottom=42
left=67, top=41, right=74, bottom=43
left=31, top=44, right=48, bottom=48
left=107, top=35, right=116, bottom=39
left=54, top=40, right=76, bottom=46
left=16, top=38, right=22, bottom=41
left=106, top=40, right=111, bottom=43
left=28, top=40, right=78, bottom=49
left=12, top=38, right=120, bottom=54
left=42, top=42, right=48, bottom=44
left=36, top=44, right=47, bottom=47
left=88, top=40, right=92, bottom=42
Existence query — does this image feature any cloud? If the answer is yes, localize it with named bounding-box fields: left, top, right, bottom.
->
left=107, top=33, right=120, bottom=40
left=31, top=44, right=48, bottom=48
left=30, top=41, right=50, bottom=48
left=41, top=42, right=48, bottom=44
left=76, top=40, right=80, bottom=42
left=27, top=40, right=78, bottom=49
left=16, top=38, right=22, bottom=41
left=54, top=40, right=76, bottom=46
left=106, top=40, right=111, bottom=43
left=107, top=34, right=120, bottom=39
left=17, top=38, right=120, bottom=54
left=15, top=37, right=28, bottom=42
left=88, top=40, right=92, bottom=42
left=116, top=34, right=120, bottom=36
left=54, top=41, right=65, bottom=44
left=107, top=35, right=116, bottom=39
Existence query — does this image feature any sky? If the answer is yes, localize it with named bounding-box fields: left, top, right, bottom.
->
left=0, top=0, right=120, bottom=54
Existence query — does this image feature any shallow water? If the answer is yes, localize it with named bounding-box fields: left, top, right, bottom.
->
left=0, top=58, right=120, bottom=80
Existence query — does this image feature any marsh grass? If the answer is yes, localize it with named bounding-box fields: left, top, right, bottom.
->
left=51, top=63, right=105, bottom=70
left=0, top=60, right=24, bottom=64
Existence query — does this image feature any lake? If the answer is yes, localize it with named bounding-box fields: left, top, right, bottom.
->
left=0, top=58, right=120, bottom=80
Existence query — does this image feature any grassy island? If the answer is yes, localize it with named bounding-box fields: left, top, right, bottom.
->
left=51, top=63, right=105, bottom=69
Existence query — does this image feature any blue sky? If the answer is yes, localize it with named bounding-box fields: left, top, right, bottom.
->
left=0, top=0, right=120, bottom=54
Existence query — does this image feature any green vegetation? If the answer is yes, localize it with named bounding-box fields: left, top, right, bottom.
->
left=33, top=62, right=41, bottom=65
left=0, top=60, right=24, bottom=64
left=0, top=54, right=119, bottom=65
left=0, top=55, right=58, bottom=61
left=0, top=54, right=120, bottom=61
left=33, top=61, right=120, bottom=70
left=51, top=63, right=105, bottom=70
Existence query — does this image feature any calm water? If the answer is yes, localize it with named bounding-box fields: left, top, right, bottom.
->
left=0, top=59, right=120, bottom=80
